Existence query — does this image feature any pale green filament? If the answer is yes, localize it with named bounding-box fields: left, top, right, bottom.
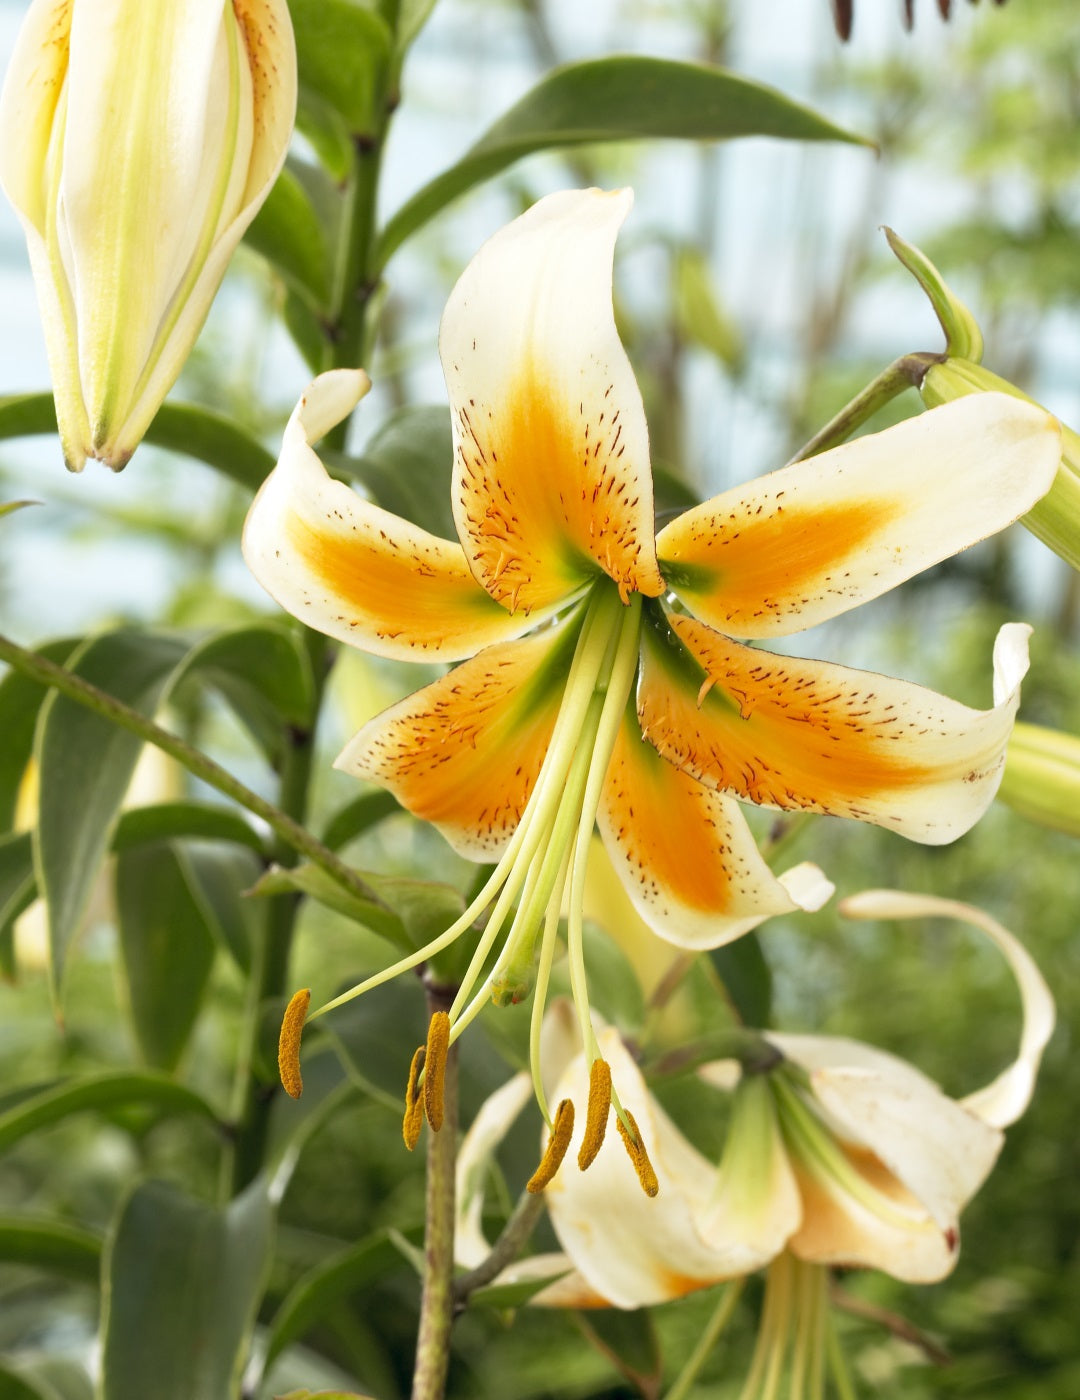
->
left=737, top=1256, right=834, bottom=1400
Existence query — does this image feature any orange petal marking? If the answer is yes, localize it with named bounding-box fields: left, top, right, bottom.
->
left=660, top=495, right=893, bottom=637
left=285, top=507, right=516, bottom=658
left=640, top=613, right=965, bottom=826
left=453, top=354, right=664, bottom=614
left=337, top=622, right=573, bottom=861
left=601, top=713, right=800, bottom=929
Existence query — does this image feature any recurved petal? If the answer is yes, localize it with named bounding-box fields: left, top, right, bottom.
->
left=544, top=1028, right=754, bottom=1308
left=243, top=372, right=543, bottom=662
left=335, top=611, right=581, bottom=861
left=839, top=890, right=1056, bottom=1129
left=770, top=1034, right=1003, bottom=1233
left=440, top=188, right=664, bottom=614
left=598, top=709, right=833, bottom=950
left=638, top=610, right=1031, bottom=844
left=657, top=394, right=1060, bottom=639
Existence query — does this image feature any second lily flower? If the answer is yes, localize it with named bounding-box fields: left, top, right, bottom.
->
left=244, top=189, right=1059, bottom=1151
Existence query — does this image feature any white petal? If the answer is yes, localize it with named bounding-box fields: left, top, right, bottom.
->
left=838, top=890, right=1056, bottom=1128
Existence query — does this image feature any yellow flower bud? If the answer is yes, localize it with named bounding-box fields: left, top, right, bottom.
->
left=0, top=0, right=296, bottom=471
left=999, top=720, right=1080, bottom=839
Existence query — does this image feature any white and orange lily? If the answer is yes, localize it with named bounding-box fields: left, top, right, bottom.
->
left=244, top=189, right=1059, bottom=1143
left=0, top=0, right=297, bottom=471
left=457, top=894, right=1053, bottom=1389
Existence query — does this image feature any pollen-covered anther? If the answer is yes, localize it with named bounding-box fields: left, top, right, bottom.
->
left=423, top=1010, right=451, bottom=1132
left=402, top=1045, right=426, bottom=1151
left=527, top=1098, right=576, bottom=1193
left=577, top=1057, right=613, bottom=1170
left=278, top=987, right=311, bottom=1100
left=616, top=1109, right=659, bottom=1197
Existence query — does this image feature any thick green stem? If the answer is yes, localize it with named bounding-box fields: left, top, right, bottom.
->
left=785, top=354, right=941, bottom=465
left=0, top=629, right=390, bottom=913
left=411, top=981, right=459, bottom=1400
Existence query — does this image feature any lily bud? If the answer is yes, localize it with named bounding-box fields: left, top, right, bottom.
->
left=999, top=720, right=1080, bottom=839
left=0, top=0, right=296, bottom=472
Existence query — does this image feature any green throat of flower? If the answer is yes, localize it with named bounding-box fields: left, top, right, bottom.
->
left=282, top=579, right=657, bottom=1192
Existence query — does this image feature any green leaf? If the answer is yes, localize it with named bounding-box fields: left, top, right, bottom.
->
left=34, top=630, right=191, bottom=996
left=469, top=1269, right=572, bottom=1310
left=320, top=790, right=400, bottom=851
left=0, top=1360, right=92, bottom=1400
left=249, top=862, right=408, bottom=948
left=582, top=920, right=645, bottom=1033
left=112, top=802, right=266, bottom=855
left=575, top=1309, right=662, bottom=1395
left=180, top=842, right=264, bottom=975
left=333, top=404, right=455, bottom=538
left=673, top=246, right=746, bottom=372
left=0, top=637, right=79, bottom=832
left=0, top=1216, right=102, bottom=1283
left=290, top=0, right=392, bottom=139
left=0, top=1072, right=218, bottom=1155
left=709, top=932, right=773, bottom=1027
left=0, top=832, right=34, bottom=932
left=322, top=977, right=427, bottom=1103
left=115, top=843, right=218, bottom=1071
left=182, top=622, right=315, bottom=763
left=0, top=394, right=275, bottom=492
left=376, top=56, right=870, bottom=265
left=100, top=1178, right=273, bottom=1400
left=263, top=1232, right=411, bottom=1373
left=245, top=162, right=330, bottom=306
left=396, top=0, right=439, bottom=52
left=0, top=498, right=38, bottom=519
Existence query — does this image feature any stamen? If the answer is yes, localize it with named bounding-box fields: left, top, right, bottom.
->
left=616, top=1109, right=659, bottom=1197
left=527, top=1098, right=576, bottom=1193
left=402, top=1045, right=426, bottom=1150
left=578, top=1057, right=613, bottom=1169
left=423, top=1011, right=451, bottom=1132
left=278, top=987, right=311, bottom=1099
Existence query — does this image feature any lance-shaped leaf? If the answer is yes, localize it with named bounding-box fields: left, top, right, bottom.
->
left=99, top=1177, right=274, bottom=1400
left=376, top=56, right=869, bottom=265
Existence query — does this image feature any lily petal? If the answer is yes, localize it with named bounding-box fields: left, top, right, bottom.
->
left=441, top=188, right=665, bottom=614
left=638, top=611, right=1030, bottom=844
left=454, top=1068, right=601, bottom=1308
left=243, top=371, right=544, bottom=661
left=838, top=890, right=1056, bottom=1129
left=335, top=612, right=580, bottom=860
left=770, top=1034, right=1002, bottom=1235
left=598, top=709, right=833, bottom=949
left=544, top=1028, right=765, bottom=1307
left=657, top=395, right=1060, bottom=639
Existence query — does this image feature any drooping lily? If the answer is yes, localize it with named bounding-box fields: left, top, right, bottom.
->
left=458, top=894, right=1053, bottom=1390
left=0, top=0, right=297, bottom=471
left=244, top=189, right=1058, bottom=1169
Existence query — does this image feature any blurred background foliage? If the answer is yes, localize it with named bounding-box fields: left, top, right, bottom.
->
left=0, top=0, right=1077, bottom=1396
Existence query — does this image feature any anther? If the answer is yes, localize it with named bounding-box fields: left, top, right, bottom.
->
left=617, top=1110, right=659, bottom=1197
left=402, top=1045, right=426, bottom=1150
left=423, top=1011, right=451, bottom=1132
left=577, top=1057, right=613, bottom=1170
left=278, top=988, right=311, bottom=1100
left=527, top=1099, right=576, bottom=1193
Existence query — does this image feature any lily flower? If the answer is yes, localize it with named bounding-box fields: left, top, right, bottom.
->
left=244, top=189, right=1058, bottom=1168
left=457, top=894, right=1053, bottom=1390
left=0, top=0, right=297, bottom=471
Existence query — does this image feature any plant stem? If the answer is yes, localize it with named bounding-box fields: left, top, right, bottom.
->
left=0, top=630, right=389, bottom=913
left=451, top=1190, right=546, bottom=1305
left=227, top=631, right=328, bottom=1192
left=662, top=1278, right=745, bottom=1400
left=785, top=354, right=941, bottom=465
left=411, top=981, right=459, bottom=1400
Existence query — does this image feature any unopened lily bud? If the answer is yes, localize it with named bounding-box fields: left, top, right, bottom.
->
left=0, top=0, right=296, bottom=472
left=999, top=720, right=1080, bottom=839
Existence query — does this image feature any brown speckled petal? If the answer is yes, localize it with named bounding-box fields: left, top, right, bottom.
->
left=638, top=611, right=1031, bottom=845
